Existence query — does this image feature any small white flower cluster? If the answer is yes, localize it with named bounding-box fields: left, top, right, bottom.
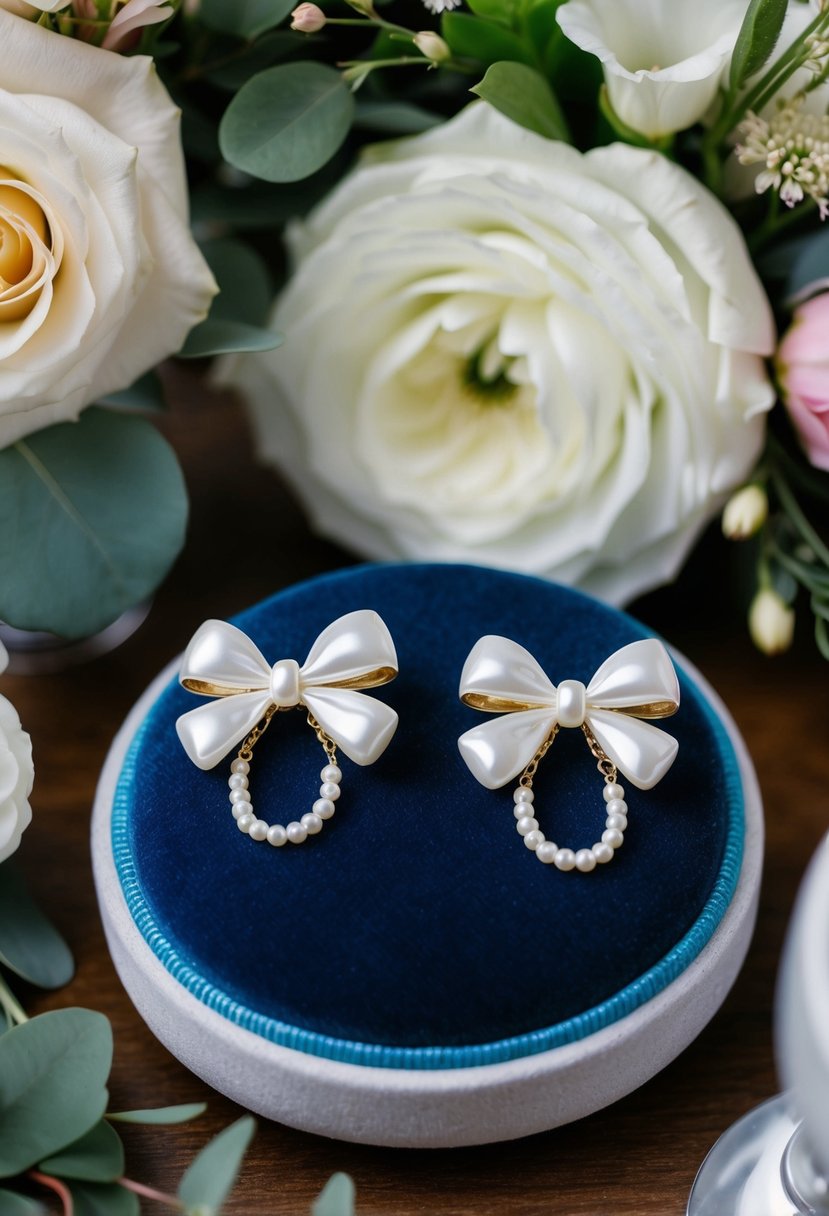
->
left=737, top=101, right=829, bottom=218
left=421, top=0, right=460, bottom=12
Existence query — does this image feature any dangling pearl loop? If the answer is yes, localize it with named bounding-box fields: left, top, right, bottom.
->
left=229, top=714, right=341, bottom=846
left=513, top=726, right=628, bottom=872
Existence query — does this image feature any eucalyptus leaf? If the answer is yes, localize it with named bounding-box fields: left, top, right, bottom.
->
left=206, top=30, right=299, bottom=90
left=0, top=1190, right=45, bottom=1215
left=312, top=1173, right=356, bottom=1216
left=729, top=0, right=788, bottom=92
left=191, top=153, right=348, bottom=229
left=0, top=408, right=187, bottom=640
left=39, top=1119, right=124, bottom=1183
left=471, top=61, right=568, bottom=139
left=201, top=0, right=295, bottom=39
left=177, top=1116, right=255, bottom=1214
left=219, top=62, right=354, bottom=183
left=68, top=1182, right=139, bottom=1216
left=200, top=239, right=272, bottom=327
left=0, top=1008, right=112, bottom=1177
left=816, top=613, right=829, bottom=660
left=108, top=1102, right=207, bottom=1125
left=465, top=0, right=516, bottom=28
left=179, top=319, right=281, bottom=358
left=354, top=101, right=444, bottom=133
left=0, top=862, right=74, bottom=990
left=441, top=12, right=536, bottom=68
left=97, top=371, right=166, bottom=413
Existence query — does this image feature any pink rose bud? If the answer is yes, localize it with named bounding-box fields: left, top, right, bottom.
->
left=291, top=2, right=325, bottom=31
left=777, top=290, right=829, bottom=472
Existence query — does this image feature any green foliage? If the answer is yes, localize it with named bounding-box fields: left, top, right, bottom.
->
left=68, top=1182, right=139, bottom=1216
left=0, top=1009, right=112, bottom=1177
left=178, top=1116, right=256, bottom=1214
left=441, top=11, right=536, bottom=68
left=108, top=1103, right=208, bottom=1125
left=0, top=408, right=188, bottom=639
left=0, top=1191, right=44, bottom=1215
left=219, top=62, right=355, bottom=183
left=39, top=1120, right=124, bottom=1183
left=471, top=61, right=568, bottom=140
left=354, top=101, right=444, bottom=134
left=98, top=372, right=167, bottom=413
left=729, top=0, right=789, bottom=93
left=313, top=1173, right=356, bottom=1216
left=0, top=863, right=74, bottom=990
left=205, top=30, right=300, bottom=91
left=201, top=0, right=296, bottom=40
left=180, top=238, right=280, bottom=358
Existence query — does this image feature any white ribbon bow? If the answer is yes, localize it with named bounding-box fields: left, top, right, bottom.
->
left=458, top=636, right=680, bottom=791
left=176, top=610, right=399, bottom=770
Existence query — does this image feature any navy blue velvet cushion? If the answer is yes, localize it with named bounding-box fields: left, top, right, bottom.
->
left=117, top=564, right=741, bottom=1058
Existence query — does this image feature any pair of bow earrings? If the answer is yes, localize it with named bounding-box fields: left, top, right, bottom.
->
left=176, top=609, right=680, bottom=873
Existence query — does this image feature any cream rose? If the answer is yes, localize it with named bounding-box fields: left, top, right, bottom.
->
left=234, top=104, right=775, bottom=604
left=0, top=12, right=216, bottom=446
left=0, top=642, right=33, bottom=864
left=557, top=0, right=747, bottom=139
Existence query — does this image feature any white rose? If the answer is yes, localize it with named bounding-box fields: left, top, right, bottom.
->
left=0, top=12, right=216, bottom=446
left=0, top=643, right=33, bottom=863
left=556, top=0, right=748, bottom=139
left=233, top=104, right=775, bottom=604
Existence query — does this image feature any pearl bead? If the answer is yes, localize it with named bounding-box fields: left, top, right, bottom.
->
left=301, top=812, right=323, bottom=835
left=267, top=824, right=287, bottom=847
left=313, top=798, right=335, bottom=820
left=523, top=829, right=545, bottom=851
left=593, top=842, right=614, bottom=864
left=536, top=842, right=557, bottom=864
left=606, top=799, right=627, bottom=817
left=606, top=812, right=628, bottom=832
left=602, top=828, right=624, bottom=849
left=603, top=783, right=625, bottom=803
left=249, top=819, right=268, bottom=842
left=287, top=821, right=308, bottom=844
left=321, top=764, right=342, bottom=784
left=231, top=758, right=250, bottom=775
left=232, top=800, right=252, bottom=820
left=555, top=848, right=576, bottom=871
left=229, top=788, right=249, bottom=805
left=513, top=787, right=534, bottom=804
left=576, top=849, right=597, bottom=873
left=320, top=782, right=340, bottom=801
left=236, top=813, right=254, bottom=833
left=228, top=773, right=248, bottom=790
left=516, top=816, right=539, bottom=836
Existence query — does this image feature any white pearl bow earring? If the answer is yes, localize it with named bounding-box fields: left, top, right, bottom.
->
left=176, top=610, right=399, bottom=847
left=457, top=636, right=680, bottom=873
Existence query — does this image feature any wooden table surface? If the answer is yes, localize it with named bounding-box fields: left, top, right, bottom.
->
left=6, top=369, right=829, bottom=1215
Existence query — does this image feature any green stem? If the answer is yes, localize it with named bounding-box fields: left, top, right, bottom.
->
left=118, top=1177, right=184, bottom=1209
left=0, top=974, right=28, bottom=1027
left=771, top=469, right=829, bottom=570
left=707, top=9, right=829, bottom=148
left=748, top=195, right=817, bottom=254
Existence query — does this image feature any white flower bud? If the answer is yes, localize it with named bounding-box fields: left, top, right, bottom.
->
left=413, top=30, right=451, bottom=62
left=290, top=2, right=325, bottom=31
left=749, top=588, right=795, bottom=655
left=722, top=484, right=768, bottom=540
left=345, top=0, right=375, bottom=14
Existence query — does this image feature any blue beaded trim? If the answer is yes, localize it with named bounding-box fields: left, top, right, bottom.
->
left=111, top=664, right=745, bottom=1072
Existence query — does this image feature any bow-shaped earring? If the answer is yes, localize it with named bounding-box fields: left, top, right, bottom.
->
left=176, top=609, right=398, bottom=847
left=458, top=636, right=680, bottom=873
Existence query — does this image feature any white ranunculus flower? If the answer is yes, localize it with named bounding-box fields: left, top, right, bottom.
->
left=0, top=642, right=33, bottom=863
left=233, top=103, right=775, bottom=604
left=0, top=12, right=216, bottom=447
left=557, top=0, right=748, bottom=139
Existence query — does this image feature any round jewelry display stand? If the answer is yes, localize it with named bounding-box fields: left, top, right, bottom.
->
left=92, top=564, right=763, bottom=1147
